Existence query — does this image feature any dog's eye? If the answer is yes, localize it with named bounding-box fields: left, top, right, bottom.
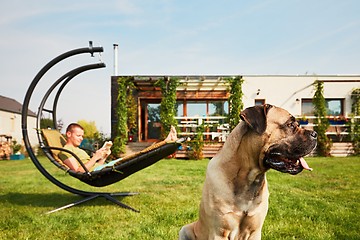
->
left=287, top=122, right=297, bottom=129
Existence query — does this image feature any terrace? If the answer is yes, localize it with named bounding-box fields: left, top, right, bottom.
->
left=173, top=115, right=358, bottom=157
left=111, top=75, right=359, bottom=157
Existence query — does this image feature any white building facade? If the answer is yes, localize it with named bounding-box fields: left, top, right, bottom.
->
left=242, top=75, right=359, bottom=117
left=112, top=74, right=359, bottom=157
left=0, top=96, right=37, bottom=157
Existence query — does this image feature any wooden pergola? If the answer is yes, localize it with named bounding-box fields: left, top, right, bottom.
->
left=111, top=75, right=235, bottom=141
left=132, top=75, right=231, bottom=92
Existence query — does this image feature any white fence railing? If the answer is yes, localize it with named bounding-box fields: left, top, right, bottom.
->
left=175, top=116, right=229, bottom=142
left=174, top=115, right=360, bottom=142
left=295, top=116, right=360, bottom=138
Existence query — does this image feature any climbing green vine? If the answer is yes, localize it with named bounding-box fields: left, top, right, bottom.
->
left=155, top=77, right=179, bottom=139
left=312, top=80, right=331, bottom=156
left=126, top=80, right=137, bottom=137
left=350, top=88, right=360, bottom=155
left=112, top=76, right=135, bottom=157
left=226, top=76, right=244, bottom=130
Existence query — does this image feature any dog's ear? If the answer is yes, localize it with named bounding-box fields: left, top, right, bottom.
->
left=240, top=104, right=273, bottom=134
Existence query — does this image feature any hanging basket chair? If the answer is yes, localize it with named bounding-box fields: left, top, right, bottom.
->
left=21, top=42, right=183, bottom=213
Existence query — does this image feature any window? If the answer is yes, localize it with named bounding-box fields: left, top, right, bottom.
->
left=186, top=101, right=207, bottom=117
left=176, top=102, right=184, bottom=116
left=301, top=99, right=344, bottom=116
left=301, top=99, right=314, bottom=115
left=326, top=99, right=343, bottom=116
left=208, top=101, right=228, bottom=116
left=182, top=100, right=228, bottom=117
left=255, top=99, right=265, bottom=106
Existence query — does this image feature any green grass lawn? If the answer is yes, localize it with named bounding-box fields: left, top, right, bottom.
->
left=0, top=156, right=359, bottom=240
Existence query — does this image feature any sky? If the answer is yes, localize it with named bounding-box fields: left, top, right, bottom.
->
left=1, top=0, right=360, bottom=136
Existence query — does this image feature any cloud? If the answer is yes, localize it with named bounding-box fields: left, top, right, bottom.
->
left=114, top=0, right=142, bottom=15
left=1, top=0, right=360, bottom=135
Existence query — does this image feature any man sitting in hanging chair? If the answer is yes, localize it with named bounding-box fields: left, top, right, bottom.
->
left=58, top=123, right=178, bottom=173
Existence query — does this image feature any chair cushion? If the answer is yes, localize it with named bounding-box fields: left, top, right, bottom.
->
left=41, top=129, right=66, bottom=156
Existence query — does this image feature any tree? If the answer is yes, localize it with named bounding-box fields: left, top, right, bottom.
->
left=40, top=118, right=63, bottom=131
left=77, top=120, right=99, bottom=139
left=40, top=118, right=54, bottom=129
left=210, top=102, right=228, bottom=116
left=56, top=119, right=64, bottom=131
left=312, top=80, right=332, bottom=156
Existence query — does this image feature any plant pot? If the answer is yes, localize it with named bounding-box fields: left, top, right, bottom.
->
left=329, top=120, right=345, bottom=125
left=299, top=120, right=309, bottom=125
left=10, top=154, right=25, bottom=160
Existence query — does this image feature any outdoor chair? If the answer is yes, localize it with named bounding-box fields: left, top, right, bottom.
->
left=41, top=128, right=183, bottom=187
left=21, top=42, right=183, bottom=213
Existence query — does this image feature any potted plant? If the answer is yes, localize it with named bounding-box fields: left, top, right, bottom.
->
left=298, top=115, right=309, bottom=125
left=328, top=116, right=336, bottom=125
left=10, top=140, right=25, bottom=160
left=335, top=115, right=347, bottom=125
left=328, top=115, right=347, bottom=125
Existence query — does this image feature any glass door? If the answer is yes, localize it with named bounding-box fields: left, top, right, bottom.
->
left=146, top=103, right=161, bottom=141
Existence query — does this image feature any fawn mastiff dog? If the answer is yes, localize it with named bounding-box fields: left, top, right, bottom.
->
left=179, top=104, right=317, bottom=240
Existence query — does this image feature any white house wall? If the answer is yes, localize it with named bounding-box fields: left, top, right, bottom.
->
left=0, top=111, right=37, bottom=146
left=242, top=75, right=360, bottom=117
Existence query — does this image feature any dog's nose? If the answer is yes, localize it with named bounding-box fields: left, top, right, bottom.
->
left=310, top=131, right=317, bottom=139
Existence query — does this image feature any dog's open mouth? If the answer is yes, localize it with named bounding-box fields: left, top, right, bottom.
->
left=264, top=153, right=313, bottom=175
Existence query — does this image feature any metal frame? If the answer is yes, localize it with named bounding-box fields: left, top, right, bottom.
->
left=21, top=42, right=139, bottom=214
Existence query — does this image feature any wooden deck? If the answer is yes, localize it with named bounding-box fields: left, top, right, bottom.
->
left=124, top=141, right=355, bottom=159
left=330, top=142, right=354, bottom=157
left=175, top=143, right=224, bottom=159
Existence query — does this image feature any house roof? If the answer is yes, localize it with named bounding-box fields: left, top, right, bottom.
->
left=0, top=95, right=36, bottom=117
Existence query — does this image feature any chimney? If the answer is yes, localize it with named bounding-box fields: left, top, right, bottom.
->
left=113, top=44, right=119, bottom=76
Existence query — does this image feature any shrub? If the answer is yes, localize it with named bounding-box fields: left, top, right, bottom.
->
left=188, top=124, right=205, bottom=160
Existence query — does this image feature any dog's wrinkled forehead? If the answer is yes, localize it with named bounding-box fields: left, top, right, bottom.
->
left=266, top=106, right=293, bottom=125
left=240, top=104, right=296, bottom=134
left=240, top=104, right=273, bottom=134
left=240, top=104, right=294, bottom=134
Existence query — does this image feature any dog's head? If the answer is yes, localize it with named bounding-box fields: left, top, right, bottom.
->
left=240, top=104, right=317, bottom=175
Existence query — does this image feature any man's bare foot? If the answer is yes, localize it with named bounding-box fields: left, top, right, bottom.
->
left=165, top=126, right=177, bottom=141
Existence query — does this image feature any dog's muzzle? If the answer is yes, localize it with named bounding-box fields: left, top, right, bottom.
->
left=264, top=153, right=312, bottom=175
left=264, top=130, right=317, bottom=175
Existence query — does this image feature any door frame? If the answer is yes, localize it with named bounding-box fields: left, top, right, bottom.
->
left=139, top=99, right=161, bottom=142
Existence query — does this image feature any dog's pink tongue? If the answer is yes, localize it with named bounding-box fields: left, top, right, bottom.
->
left=300, top=157, right=313, bottom=171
